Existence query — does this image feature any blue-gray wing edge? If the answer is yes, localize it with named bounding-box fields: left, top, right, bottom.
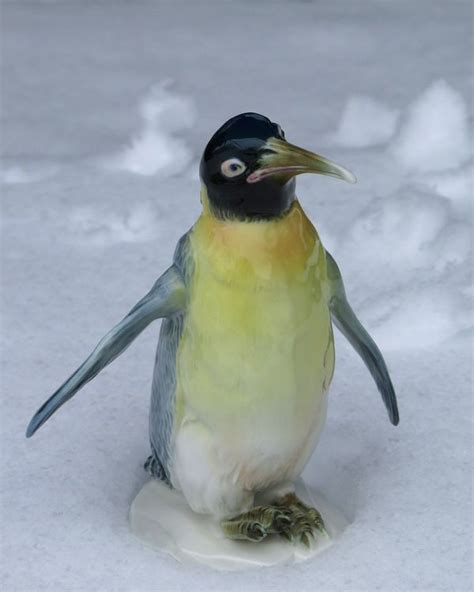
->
left=326, top=251, right=399, bottom=426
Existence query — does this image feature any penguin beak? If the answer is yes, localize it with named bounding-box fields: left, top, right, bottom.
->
left=247, top=137, right=356, bottom=184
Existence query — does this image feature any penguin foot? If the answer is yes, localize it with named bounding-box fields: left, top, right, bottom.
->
left=273, top=493, right=327, bottom=547
left=220, top=506, right=291, bottom=542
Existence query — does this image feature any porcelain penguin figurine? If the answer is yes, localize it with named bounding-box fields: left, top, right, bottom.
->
left=27, top=112, right=399, bottom=545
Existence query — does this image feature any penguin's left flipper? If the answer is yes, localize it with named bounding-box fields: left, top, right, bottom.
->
left=325, top=251, right=399, bottom=426
left=26, top=265, right=186, bottom=438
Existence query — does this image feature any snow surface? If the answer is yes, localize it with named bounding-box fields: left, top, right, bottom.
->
left=1, top=1, right=472, bottom=591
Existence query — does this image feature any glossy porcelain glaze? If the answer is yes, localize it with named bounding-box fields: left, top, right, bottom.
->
left=169, top=193, right=335, bottom=516
left=130, top=478, right=348, bottom=571
left=199, top=112, right=295, bottom=220
left=26, top=112, right=398, bottom=549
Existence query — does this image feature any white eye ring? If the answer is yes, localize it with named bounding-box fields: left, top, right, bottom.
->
left=221, top=158, right=247, bottom=178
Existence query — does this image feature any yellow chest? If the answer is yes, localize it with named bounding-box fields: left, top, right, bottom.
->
left=174, top=202, right=335, bottom=429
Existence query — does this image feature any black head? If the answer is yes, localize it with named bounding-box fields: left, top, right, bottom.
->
left=200, top=112, right=356, bottom=221
left=200, top=113, right=295, bottom=220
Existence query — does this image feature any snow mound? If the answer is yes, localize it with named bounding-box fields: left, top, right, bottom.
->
left=330, top=96, right=399, bottom=147
left=335, top=80, right=473, bottom=351
left=390, top=80, right=471, bottom=173
left=340, top=190, right=463, bottom=285
left=364, top=282, right=471, bottom=351
left=338, top=188, right=472, bottom=349
left=419, top=165, right=473, bottom=208
left=68, top=202, right=162, bottom=247
left=106, top=83, right=196, bottom=176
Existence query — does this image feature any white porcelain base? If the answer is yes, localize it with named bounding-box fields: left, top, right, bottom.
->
left=129, top=479, right=349, bottom=571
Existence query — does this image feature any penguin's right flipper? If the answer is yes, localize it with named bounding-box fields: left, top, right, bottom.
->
left=26, top=265, right=186, bottom=438
left=325, top=251, right=399, bottom=426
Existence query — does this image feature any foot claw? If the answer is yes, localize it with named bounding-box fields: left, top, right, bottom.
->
left=299, top=530, right=314, bottom=548
left=279, top=528, right=294, bottom=542
left=273, top=494, right=327, bottom=545
left=272, top=511, right=292, bottom=532
left=247, top=522, right=267, bottom=542
left=316, top=524, right=328, bottom=537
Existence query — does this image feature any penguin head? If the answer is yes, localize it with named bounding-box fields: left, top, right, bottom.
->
left=200, top=112, right=356, bottom=220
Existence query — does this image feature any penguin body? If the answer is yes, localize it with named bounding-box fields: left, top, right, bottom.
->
left=155, top=198, right=334, bottom=516
left=27, top=112, right=398, bottom=542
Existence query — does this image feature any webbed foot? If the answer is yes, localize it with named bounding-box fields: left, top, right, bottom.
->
left=274, top=493, right=327, bottom=547
left=221, top=506, right=291, bottom=542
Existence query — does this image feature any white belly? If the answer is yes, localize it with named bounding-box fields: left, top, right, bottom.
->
left=169, top=387, right=329, bottom=517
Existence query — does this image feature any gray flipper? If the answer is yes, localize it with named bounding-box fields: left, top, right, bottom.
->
left=26, top=265, right=186, bottom=438
left=326, top=251, right=399, bottom=426
left=148, top=233, right=192, bottom=482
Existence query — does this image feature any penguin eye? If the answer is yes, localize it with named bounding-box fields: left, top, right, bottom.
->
left=221, top=158, right=247, bottom=178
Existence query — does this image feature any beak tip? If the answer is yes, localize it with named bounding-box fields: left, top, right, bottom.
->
left=347, top=172, right=357, bottom=184
left=339, top=167, right=357, bottom=184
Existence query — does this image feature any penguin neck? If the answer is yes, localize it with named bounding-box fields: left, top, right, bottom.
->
left=194, top=189, right=321, bottom=280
